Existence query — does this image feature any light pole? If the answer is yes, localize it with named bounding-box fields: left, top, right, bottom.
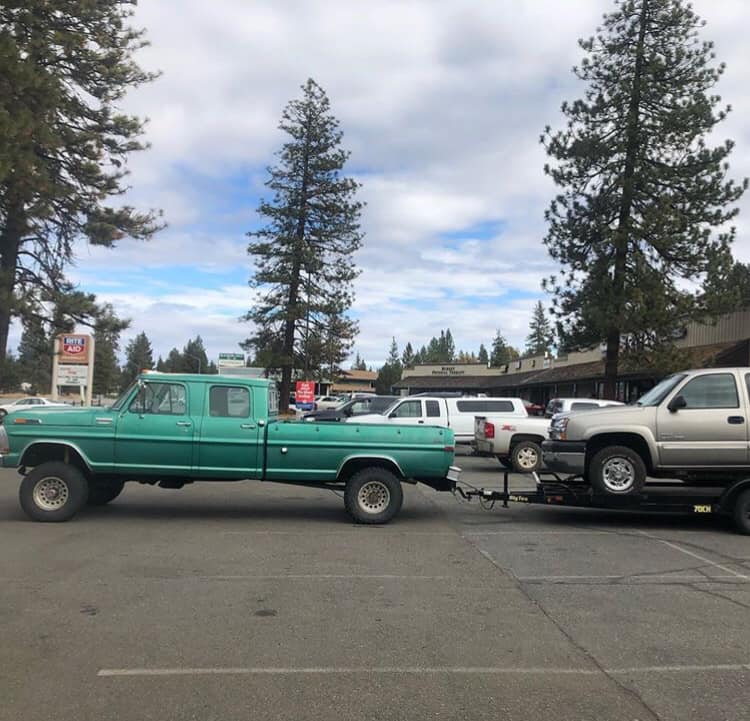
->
left=183, top=352, right=202, bottom=374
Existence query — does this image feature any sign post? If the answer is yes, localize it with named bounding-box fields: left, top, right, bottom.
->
left=52, top=334, right=94, bottom=406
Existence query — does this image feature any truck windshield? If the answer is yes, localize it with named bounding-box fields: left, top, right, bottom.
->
left=635, top=374, right=686, bottom=407
left=110, top=381, right=138, bottom=411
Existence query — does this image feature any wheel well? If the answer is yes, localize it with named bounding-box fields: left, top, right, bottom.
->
left=20, top=444, right=91, bottom=477
left=337, top=458, right=405, bottom=484
left=718, top=478, right=750, bottom=513
left=585, top=434, right=653, bottom=473
left=510, top=434, right=545, bottom=450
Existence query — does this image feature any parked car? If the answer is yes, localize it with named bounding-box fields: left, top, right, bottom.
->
left=0, top=397, right=70, bottom=420
left=303, top=396, right=397, bottom=422
left=544, top=397, right=624, bottom=418
left=474, top=408, right=551, bottom=473
left=315, top=395, right=345, bottom=410
left=543, top=368, right=750, bottom=496
left=0, top=374, right=459, bottom=524
left=349, top=396, right=526, bottom=445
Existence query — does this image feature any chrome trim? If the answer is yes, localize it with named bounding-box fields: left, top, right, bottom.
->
left=95, top=417, right=113, bottom=425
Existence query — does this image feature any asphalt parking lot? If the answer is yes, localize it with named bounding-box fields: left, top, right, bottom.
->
left=2, top=451, right=749, bottom=721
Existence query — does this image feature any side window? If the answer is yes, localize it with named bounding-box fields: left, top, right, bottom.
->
left=391, top=400, right=422, bottom=418
left=268, top=387, right=279, bottom=415
left=210, top=386, right=251, bottom=418
left=425, top=400, right=441, bottom=417
left=130, top=383, right=187, bottom=415
left=350, top=400, right=371, bottom=414
left=456, top=400, right=514, bottom=413
left=571, top=402, right=599, bottom=411
left=678, top=374, right=739, bottom=409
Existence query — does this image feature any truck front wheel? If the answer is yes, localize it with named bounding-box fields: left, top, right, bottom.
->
left=344, top=468, right=403, bottom=524
left=19, top=462, right=89, bottom=522
left=589, top=446, right=646, bottom=496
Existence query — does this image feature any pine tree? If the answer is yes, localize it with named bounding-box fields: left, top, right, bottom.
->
left=489, top=330, right=520, bottom=367
left=162, top=348, right=182, bottom=373
left=542, top=0, right=746, bottom=397
left=525, top=301, right=554, bottom=357
left=92, top=305, right=128, bottom=396
left=121, top=332, right=155, bottom=389
left=16, top=317, right=52, bottom=394
left=375, top=338, right=402, bottom=395
left=401, top=342, right=415, bottom=368
left=478, top=344, right=489, bottom=365
left=183, top=336, right=209, bottom=374
left=0, top=2, right=162, bottom=363
left=243, top=79, right=363, bottom=411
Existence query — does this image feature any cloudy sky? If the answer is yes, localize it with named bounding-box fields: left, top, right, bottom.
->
left=17, top=0, right=750, bottom=367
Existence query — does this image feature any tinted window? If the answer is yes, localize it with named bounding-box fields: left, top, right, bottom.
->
left=130, top=382, right=187, bottom=415
left=350, top=399, right=372, bottom=414
left=371, top=398, right=396, bottom=413
left=426, top=400, right=441, bottom=417
left=456, top=400, right=514, bottom=413
left=570, top=402, right=600, bottom=411
left=210, top=386, right=250, bottom=418
left=391, top=401, right=422, bottom=418
left=679, top=374, right=739, bottom=409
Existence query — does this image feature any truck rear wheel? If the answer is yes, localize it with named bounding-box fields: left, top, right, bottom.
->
left=344, top=468, right=403, bottom=524
left=87, top=480, right=125, bottom=506
left=732, top=489, right=750, bottom=535
left=510, top=441, right=542, bottom=473
left=589, top=446, right=646, bottom=496
left=19, top=462, right=89, bottom=522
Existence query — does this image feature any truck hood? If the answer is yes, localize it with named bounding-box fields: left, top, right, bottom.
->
left=558, top=404, right=644, bottom=422
left=7, top=407, right=115, bottom=427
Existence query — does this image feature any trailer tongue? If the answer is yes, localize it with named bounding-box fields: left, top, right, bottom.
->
left=452, top=471, right=750, bottom=535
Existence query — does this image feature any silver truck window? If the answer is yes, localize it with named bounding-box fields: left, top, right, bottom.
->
left=210, top=386, right=250, bottom=418
left=636, top=374, right=686, bottom=406
left=571, top=402, right=599, bottom=410
left=679, top=374, right=739, bottom=409
left=426, top=400, right=441, bottom=417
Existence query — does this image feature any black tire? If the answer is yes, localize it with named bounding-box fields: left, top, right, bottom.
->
left=87, top=480, right=125, bottom=506
left=496, top=457, right=513, bottom=469
left=732, top=489, right=750, bottom=535
left=589, top=446, right=647, bottom=496
left=510, top=441, right=542, bottom=473
left=19, top=461, right=89, bottom=522
left=344, top=467, right=403, bottom=524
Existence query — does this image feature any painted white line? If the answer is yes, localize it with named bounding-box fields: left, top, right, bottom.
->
left=514, top=574, right=743, bottom=582
left=462, top=530, right=615, bottom=536
left=222, top=530, right=456, bottom=536
left=98, top=663, right=750, bottom=678
left=638, top=532, right=750, bottom=580
left=98, top=667, right=601, bottom=677
left=161, top=574, right=457, bottom=581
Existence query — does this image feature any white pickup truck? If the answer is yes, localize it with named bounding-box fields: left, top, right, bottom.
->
left=349, top=396, right=526, bottom=445
left=474, top=411, right=550, bottom=473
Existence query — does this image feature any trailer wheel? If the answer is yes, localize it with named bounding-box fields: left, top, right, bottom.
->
left=510, top=441, right=542, bottom=473
left=19, top=462, right=89, bottom=522
left=87, top=480, right=125, bottom=506
left=732, top=489, right=750, bottom=535
left=589, top=446, right=646, bottom=496
left=344, top=468, right=403, bottom=524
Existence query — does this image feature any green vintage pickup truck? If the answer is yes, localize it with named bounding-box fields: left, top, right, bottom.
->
left=0, top=373, right=459, bottom=524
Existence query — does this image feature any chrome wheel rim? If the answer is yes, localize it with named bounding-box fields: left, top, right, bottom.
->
left=601, top=458, right=636, bottom=493
left=33, top=477, right=70, bottom=511
left=358, top=481, right=390, bottom=514
left=516, top=447, right=538, bottom=470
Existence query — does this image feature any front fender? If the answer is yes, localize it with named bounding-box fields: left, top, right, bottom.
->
left=19, top=441, right=94, bottom=472
left=582, top=425, right=658, bottom=467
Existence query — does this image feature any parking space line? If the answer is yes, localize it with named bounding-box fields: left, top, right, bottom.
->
left=462, top=530, right=617, bottom=536
left=221, top=530, right=456, bottom=536
left=638, top=532, right=750, bottom=580
left=97, top=663, right=750, bottom=678
left=514, top=574, right=744, bottom=583
left=149, top=574, right=458, bottom=581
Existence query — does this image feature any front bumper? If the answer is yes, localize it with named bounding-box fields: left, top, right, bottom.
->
left=542, top=440, right=586, bottom=476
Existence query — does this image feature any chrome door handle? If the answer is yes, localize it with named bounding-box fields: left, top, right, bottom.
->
left=728, top=416, right=745, bottom=424
left=176, top=421, right=192, bottom=427
left=240, top=423, right=256, bottom=429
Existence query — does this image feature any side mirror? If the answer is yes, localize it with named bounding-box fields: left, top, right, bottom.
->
left=667, top=395, right=687, bottom=413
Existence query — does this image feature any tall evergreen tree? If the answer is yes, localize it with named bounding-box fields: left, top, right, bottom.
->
left=525, top=301, right=554, bottom=356
left=401, top=342, right=415, bottom=368
left=121, top=331, right=155, bottom=389
left=489, top=330, right=520, bottom=367
left=542, top=0, right=746, bottom=397
left=92, top=305, right=128, bottom=396
left=243, top=79, right=363, bottom=411
left=16, top=317, right=52, bottom=393
left=182, top=336, right=209, bottom=374
left=0, top=2, right=162, bottom=363
left=375, top=337, right=402, bottom=395
left=477, top=344, right=489, bottom=365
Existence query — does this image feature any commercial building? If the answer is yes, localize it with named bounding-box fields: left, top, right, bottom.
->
left=395, top=308, right=750, bottom=403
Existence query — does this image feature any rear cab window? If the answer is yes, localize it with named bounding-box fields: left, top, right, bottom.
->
left=209, top=386, right=251, bottom=418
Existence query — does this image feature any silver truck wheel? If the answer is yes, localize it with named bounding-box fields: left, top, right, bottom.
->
left=511, top=441, right=542, bottom=473
left=344, top=468, right=403, bottom=524
left=590, top=446, right=646, bottom=496
left=19, top=461, right=89, bottom=522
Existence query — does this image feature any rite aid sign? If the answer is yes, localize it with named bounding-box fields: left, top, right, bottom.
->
left=58, top=334, right=91, bottom=363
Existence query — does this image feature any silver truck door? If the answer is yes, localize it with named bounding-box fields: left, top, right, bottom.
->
left=656, top=372, right=746, bottom=467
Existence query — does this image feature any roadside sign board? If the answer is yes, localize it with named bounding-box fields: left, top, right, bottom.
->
left=218, top=352, right=245, bottom=369
left=58, top=365, right=89, bottom=386
left=59, top=334, right=90, bottom=363
left=295, top=380, right=315, bottom=410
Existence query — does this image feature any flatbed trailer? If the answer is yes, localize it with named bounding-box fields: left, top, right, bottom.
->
left=454, top=472, right=750, bottom=535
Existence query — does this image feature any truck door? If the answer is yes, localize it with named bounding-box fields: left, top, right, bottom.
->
left=656, top=372, right=747, bottom=467
left=388, top=399, right=427, bottom=425
left=115, top=380, right=194, bottom=475
left=197, top=384, right=262, bottom=478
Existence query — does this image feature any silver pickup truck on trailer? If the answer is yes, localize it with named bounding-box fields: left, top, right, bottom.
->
left=543, top=368, right=750, bottom=496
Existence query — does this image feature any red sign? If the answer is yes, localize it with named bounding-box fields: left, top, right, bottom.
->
left=295, top=380, right=315, bottom=406
left=58, top=334, right=90, bottom=364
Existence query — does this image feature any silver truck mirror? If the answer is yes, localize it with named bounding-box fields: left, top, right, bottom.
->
left=667, top=395, right=687, bottom=413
